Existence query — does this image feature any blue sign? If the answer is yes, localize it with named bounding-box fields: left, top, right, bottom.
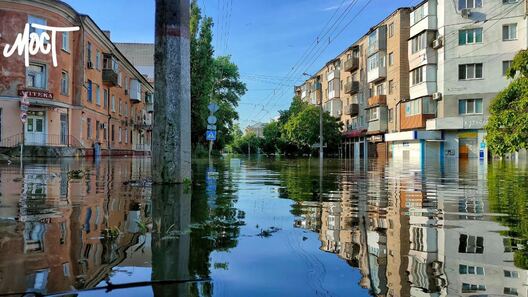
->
left=206, top=130, right=216, bottom=141
left=480, top=141, right=486, bottom=149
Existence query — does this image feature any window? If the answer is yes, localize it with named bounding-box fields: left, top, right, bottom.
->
left=411, top=5, right=426, bottom=25
left=27, top=63, right=47, bottom=89
left=411, top=67, right=425, bottom=85
left=96, top=120, right=100, bottom=140
left=118, top=127, right=122, bottom=143
left=459, top=28, right=483, bottom=45
left=62, top=32, right=69, bottom=52
left=125, top=128, right=128, bottom=144
left=87, top=118, right=92, bottom=139
left=95, top=84, right=101, bottom=106
left=458, top=234, right=484, bottom=253
left=389, top=80, right=394, bottom=94
left=125, top=77, right=129, bottom=93
left=411, top=32, right=427, bottom=53
left=60, top=71, right=68, bottom=95
left=405, top=99, right=421, bottom=116
left=96, top=50, right=100, bottom=70
left=504, top=288, right=518, bottom=296
left=459, top=63, right=483, bottom=80
left=503, top=24, right=517, bottom=41
left=375, top=83, right=385, bottom=96
left=504, top=270, right=519, bottom=278
left=103, top=89, right=108, bottom=108
left=388, top=108, right=394, bottom=122
left=462, top=283, right=486, bottom=293
left=119, top=99, right=122, bottom=114
left=111, top=125, right=115, bottom=141
left=503, top=0, right=519, bottom=3
left=87, top=80, right=93, bottom=102
left=367, top=107, right=379, bottom=121
left=118, top=72, right=122, bottom=86
left=368, top=53, right=385, bottom=71
left=422, top=97, right=436, bottom=114
left=503, top=60, right=513, bottom=76
left=87, top=42, right=92, bottom=63
left=388, top=22, right=394, bottom=37
left=459, top=0, right=482, bottom=9
left=459, top=99, right=483, bottom=114
left=28, top=16, right=46, bottom=35
left=459, top=264, right=484, bottom=275
left=111, top=95, right=115, bottom=112
left=388, top=52, right=394, bottom=66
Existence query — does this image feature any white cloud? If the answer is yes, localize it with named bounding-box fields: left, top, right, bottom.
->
left=321, top=0, right=356, bottom=11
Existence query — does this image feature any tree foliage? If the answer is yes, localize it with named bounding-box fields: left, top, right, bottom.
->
left=230, top=96, right=343, bottom=156
left=486, top=50, right=528, bottom=156
left=190, top=1, right=246, bottom=152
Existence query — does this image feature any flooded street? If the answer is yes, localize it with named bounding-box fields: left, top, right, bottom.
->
left=1, top=157, right=528, bottom=296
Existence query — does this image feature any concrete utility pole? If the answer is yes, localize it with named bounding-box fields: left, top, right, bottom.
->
left=153, top=0, right=192, bottom=184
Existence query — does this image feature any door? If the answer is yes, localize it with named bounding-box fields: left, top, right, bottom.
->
left=60, top=113, right=68, bottom=145
left=26, top=113, right=46, bottom=145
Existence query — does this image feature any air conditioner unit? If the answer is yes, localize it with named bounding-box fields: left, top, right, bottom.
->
left=432, top=37, right=443, bottom=49
left=87, top=61, right=94, bottom=69
left=432, top=92, right=443, bottom=101
left=461, top=8, right=471, bottom=18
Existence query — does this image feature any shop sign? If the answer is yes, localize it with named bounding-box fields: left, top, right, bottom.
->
left=463, top=116, right=488, bottom=129
left=369, top=135, right=383, bottom=142
left=18, top=89, right=53, bottom=100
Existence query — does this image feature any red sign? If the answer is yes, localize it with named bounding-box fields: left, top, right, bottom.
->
left=18, top=89, right=54, bottom=100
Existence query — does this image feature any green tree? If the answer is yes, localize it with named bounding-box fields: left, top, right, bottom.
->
left=283, top=105, right=343, bottom=154
left=486, top=50, right=528, bottom=156
left=230, top=132, right=262, bottom=154
left=261, top=121, right=282, bottom=155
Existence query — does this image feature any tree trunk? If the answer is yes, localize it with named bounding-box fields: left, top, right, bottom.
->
left=153, top=0, right=192, bottom=183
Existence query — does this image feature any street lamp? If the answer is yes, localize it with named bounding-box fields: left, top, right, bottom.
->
left=302, top=72, right=323, bottom=163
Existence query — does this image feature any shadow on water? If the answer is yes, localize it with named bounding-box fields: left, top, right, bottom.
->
left=1, top=156, right=528, bottom=296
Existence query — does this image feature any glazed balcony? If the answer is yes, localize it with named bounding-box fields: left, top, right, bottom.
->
left=102, top=54, right=119, bottom=86
left=368, top=95, right=387, bottom=107
left=344, top=81, right=359, bottom=95
left=327, top=70, right=340, bottom=81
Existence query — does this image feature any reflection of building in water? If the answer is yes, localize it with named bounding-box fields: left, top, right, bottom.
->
left=294, top=201, right=321, bottom=232
left=0, top=158, right=149, bottom=295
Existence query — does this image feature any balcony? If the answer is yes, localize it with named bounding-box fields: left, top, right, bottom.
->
left=129, top=79, right=142, bottom=102
left=102, top=69, right=118, bottom=86
left=344, top=57, right=359, bottom=72
left=368, top=95, right=387, bottom=107
left=323, top=98, right=343, bottom=118
left=311, top=82, right=322, bottom=92
left=327, top=70, right=340, bottom=81
left=367, top=26, right=387, bottom=57
left=344, top=81, right=359, bottom=95
left=146, top=92, right=154, bottom=113
left=367, top=51, right=387, bottom=83
left=345, top=104, right=359, bottom=116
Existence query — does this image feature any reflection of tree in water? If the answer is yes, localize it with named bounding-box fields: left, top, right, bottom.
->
left=488, top=163, right=528, bottom=269
left=187, top=160, right=245, bottom=295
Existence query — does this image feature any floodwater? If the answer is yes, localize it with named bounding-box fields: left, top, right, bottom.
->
left=1, top=157, right=528, bottom=297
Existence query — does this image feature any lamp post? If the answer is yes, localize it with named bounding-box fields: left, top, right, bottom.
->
left=303, top=72, right=323, bottom=163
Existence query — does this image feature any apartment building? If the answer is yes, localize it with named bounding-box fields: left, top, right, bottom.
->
left=0, top=0, right=154, bottom=156
left=388, top=0, right=527, bottom=161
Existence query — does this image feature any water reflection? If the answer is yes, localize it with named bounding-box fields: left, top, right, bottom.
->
left=0, top=157, right=527, bottom=296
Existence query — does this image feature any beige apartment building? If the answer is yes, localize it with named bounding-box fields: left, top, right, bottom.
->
left=297, top=8, right=411, bottom=159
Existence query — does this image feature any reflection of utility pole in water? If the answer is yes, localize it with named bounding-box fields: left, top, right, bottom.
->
left=153, top=0, right=191, bottom=184
left=151, top=185, right=191, bottom=296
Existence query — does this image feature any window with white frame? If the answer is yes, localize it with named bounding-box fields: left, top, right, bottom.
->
left=61, top=71, right=68, bottom=95
left=504, top=270, right=519, bottom=278
left=388, top=23, right=394, bottom=37
left=96, top=84, right=101, bottom=106
left=111, top=95, right=115, bottom=112
left=411, top=5, right=426, bottom=25
left=458, top=0, right=482, bottom=9
left=503, top=24, right=517, bottom=41
left=503, top=60, right=513, bottom=76
left=118, top=72, right=122, bottom=86
left=368, top=54, right=379, bottom=71
left=504, top=288, right=518, bottom=296
left=118, top=127, right=122, bottom=143
left=125, top=128, right=128, bottom=144
left=367, top=107, right=379, bottom=121
left=411, top=31, right=427, bottom=54
left=462, top=283, right=485, bottom=293
left=87, top=42, right=92, bottom=63
left=28, top=16, right=46, bottom=35
left=459, top=28, right=483, bottom=45
left=503, top=0, right=519, bottom=3
left=389, top=80, right=394, bottom=94
left=459, top=63, right=483, bottom=80
left=405, top=99, right=421, bottom=116
left=375, top=83, right=385, bottom=96
left=411, top=66, right=425, bottom=85
left=459, top=99, right=483, bottom=114
left=459, top=264, right=485, bottom=275
left=27, top=63, right=47, bottom=89
left=104, top=89, right=108, bottom=108
left=62, top=32, right=69, bottom=52
left=96, top=50, right=100, bottom=70
left=422, top=97, right=436, bottom=114
left=388, top=52, right=394, bottom=66
left=458, top=233, right=484, bottom=253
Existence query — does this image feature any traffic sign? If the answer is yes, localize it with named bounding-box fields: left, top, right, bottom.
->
left=208, top=103, right=220, bottom=113
left=207, top=116, right=217, bottom=125
left=20, top=105, right=29, bottom=112
left=207, top=124, right=217, bottom=130
left=206, top=130, right=217, bottom=141
left=20, top=112, right=27, bottom=123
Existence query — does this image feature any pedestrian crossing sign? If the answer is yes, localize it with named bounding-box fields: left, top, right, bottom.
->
left=206, top=130, right=217, bottom=141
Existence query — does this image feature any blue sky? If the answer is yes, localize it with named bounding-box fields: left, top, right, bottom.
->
left=64, top=0, right=418, bottom=128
